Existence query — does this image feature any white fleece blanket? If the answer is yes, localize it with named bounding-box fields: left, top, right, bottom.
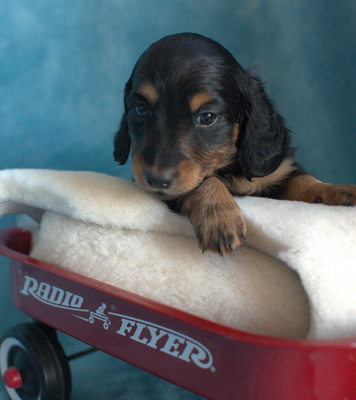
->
left=0, top=169, right=355, bottom=340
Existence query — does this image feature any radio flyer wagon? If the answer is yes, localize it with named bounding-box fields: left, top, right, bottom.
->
left=1, top=203, right=356, bottom=400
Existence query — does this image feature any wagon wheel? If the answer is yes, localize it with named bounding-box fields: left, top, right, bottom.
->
left=0, top=322, right=71, bottom=400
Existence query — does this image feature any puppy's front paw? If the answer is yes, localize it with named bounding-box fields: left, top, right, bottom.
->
left=192, top=199, right=247, bottom=256
left=281, top=175, right=356, bottom=206
left=182, top=177, right=247, bottom=256
left=311, top=183, right=356, bottom=206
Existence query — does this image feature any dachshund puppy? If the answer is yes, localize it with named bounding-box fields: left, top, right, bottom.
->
left=114, top=33, right=356, bottom=255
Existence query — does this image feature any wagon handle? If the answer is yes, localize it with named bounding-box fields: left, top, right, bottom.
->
left=0, top=201, right=45, bottom=223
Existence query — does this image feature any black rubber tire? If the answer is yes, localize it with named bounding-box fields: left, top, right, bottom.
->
left=0, top=322, right=71, bottom=400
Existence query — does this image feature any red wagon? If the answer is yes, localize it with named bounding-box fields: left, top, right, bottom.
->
left=1, top=204, right=356, bottom=400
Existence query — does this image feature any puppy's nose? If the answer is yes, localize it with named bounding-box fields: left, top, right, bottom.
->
left=144, top=169, right=175, bottom=190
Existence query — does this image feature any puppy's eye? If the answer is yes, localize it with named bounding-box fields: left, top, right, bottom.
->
left=197, top=112, right=217, bottom=126
left=134, top=104, right=148, bottom=118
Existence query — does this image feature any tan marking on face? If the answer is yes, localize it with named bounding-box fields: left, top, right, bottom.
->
left=131, top=154, right=146, bottom=188
left=190, top=92, right=213, bottom=112
left=182, top=123, right=239, bottom=175
left=136, top=83, right=159, bottom=104
left=175, top=159, right=205, bottom=193
left=232, top=123, right=239, bottom=143
left=229, top=157, right=297, bottom=195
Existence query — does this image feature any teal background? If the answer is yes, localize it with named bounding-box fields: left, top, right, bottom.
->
left=0, top=1, right=355, bottom=399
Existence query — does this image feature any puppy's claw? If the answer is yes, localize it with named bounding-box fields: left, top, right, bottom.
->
left=240, top=232, right=247, bottom=241
left=218, top=249, right=224, bottom=257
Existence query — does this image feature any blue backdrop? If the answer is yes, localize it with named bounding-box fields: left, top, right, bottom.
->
left=1, top=1, right=355, bottom=399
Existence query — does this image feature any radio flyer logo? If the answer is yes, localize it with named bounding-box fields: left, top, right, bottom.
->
left=19, top=274, right=215, bottom=371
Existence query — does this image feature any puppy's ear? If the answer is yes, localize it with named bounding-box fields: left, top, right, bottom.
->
left=237, top=74, right=290, bottom=180
left=113, top=114, right=131, bottom=165
left=113, top=77, right=133, bottom=165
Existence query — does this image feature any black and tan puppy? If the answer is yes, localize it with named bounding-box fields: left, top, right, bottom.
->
left=114, top=33, right=356, bottom=255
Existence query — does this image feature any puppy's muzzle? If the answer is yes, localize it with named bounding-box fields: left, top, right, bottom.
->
left=144, top=169, right=176, bottom=190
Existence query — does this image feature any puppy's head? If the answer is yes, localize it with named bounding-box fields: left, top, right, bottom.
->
left=114, top=33, right=289, bottom=198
